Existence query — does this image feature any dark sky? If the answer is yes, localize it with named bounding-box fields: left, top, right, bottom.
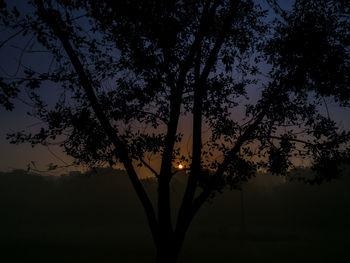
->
left=0, top=0, right=349, bottom=173
left=0, top=0, right=74, bottom=173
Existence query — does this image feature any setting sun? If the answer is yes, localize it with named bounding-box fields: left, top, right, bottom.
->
left=178, top=164, right=184, bottom=169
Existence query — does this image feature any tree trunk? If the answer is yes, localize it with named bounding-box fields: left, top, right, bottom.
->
left=155, top=236, right=183, bottom=263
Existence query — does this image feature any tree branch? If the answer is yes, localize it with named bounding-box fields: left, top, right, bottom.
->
left=160, top=0, right=215, bottom=180
left=266, top=135, right=314, bottom=147
left=176, top=0, right=241, bottom=235
left=0, top=29, right=24, bottom=49
left=34, top=0, right=159, bottom=243
left=189, top=108, right=268, bottom=212
left=199, top=0, right=239, bottom=82
left=140, top=157, right=159, bottom=178
left=214, top=109, right=267, bottom=178
left=156, top=1, right=219, bottom=240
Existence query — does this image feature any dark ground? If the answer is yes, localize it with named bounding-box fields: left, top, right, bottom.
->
left=1, top=168, right=349, bottom=262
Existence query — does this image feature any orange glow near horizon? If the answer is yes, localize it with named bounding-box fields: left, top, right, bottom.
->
left=178, top=164, right=184, bottom=169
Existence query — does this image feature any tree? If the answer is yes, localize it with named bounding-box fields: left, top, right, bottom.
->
left=0, top=0, right=349, bottom=262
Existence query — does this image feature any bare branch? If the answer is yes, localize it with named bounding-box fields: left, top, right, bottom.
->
left=0, top=29, right=24, bottom=49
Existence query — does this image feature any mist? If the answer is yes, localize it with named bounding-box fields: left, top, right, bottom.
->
left=1, top=167, right=349, bottom=262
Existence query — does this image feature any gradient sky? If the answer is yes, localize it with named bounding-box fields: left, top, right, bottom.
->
left=0, top=0, right=349, bottom=173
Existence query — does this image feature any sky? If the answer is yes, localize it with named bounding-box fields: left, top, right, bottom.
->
left=0, top=10, right=75, bottom=173
left=0, top=0, right=349, bottom=174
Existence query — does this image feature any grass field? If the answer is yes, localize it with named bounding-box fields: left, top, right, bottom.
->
left=1, top=168, right=349, bottom=262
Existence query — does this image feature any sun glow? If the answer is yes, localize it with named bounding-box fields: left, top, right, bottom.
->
left=178, top=164, right=184, bottom=169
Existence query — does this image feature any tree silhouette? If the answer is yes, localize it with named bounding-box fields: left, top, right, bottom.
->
left=1, top=0, right=349, bottom=262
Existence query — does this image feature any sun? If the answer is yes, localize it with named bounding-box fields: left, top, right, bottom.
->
left=178, top=164, right=184, bottom=169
